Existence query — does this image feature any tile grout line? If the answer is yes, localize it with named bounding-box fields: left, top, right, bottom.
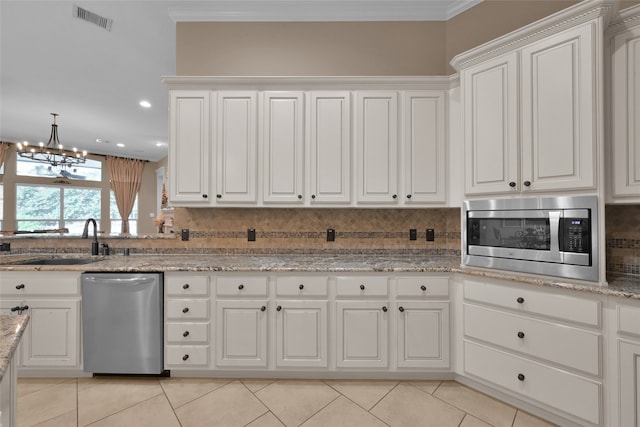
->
left=243, top=380, right=287, bottom=427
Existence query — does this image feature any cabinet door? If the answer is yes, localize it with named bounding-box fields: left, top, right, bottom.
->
left=216, top=91, right=258, bottom=203
left=14, top=299, right=79, bottom=367
left=168, top=91, right=213, bottom=205
left=336, top=301, right=388, bottom=368
left=612, top=27, right=640, bottom=197
left=521, top=22, right=596, bottom=192
left=619, top=340, right=640, bottom=427
left=403, top=91, right=447, bottom=204
left=309, top=92, right=351, bottom=204
left=355, top=92, right=398, bottom=204
left=275, top=300, right=328, bottom=368
left=263, top=92, right=305, bottom=204
left=463, top=52, right=519, bottom=195
left=396, top=301, right=449, bottom=369
left=215, top=300, right=267, bottom=367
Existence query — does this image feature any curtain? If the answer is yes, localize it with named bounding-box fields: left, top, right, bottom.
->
left=106, top=156, right=145, bottom=234
left=0, top=142, right=8, bottom=169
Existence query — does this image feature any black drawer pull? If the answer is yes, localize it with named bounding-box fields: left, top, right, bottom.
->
left=183, top=283, right=190, bottom=289
left=517, top=297, right=525, bottom=304
left=517, top=331, right=525, bottom=339
left=15, top=284, right=25, bottom=290
left=360, top=284, right=365, bottom=290
left=182, top=307, right=189, bottom=313
left=509, top=181, right=516, bottom=188
left=517, top=373, right=525, bottom=381
left=420, top=285, right=427, bottom=291
left=297, top=194, right=302, bottom=200
left=299, top=284, right=304, bottom=290
left=260, top=306, right=266, bottom=312
left=277, top=306, right=282, bottom=311
left=399, top=306, right=405, bottom=312
left=11, top=305, right=29, bottom=313
left=182, top=354, right=189, bottom=361
left=382, top=306, right=388, bottom=312
left=183, top=331, right=190, bottom=337
left=238, top=284, right=244, bottom=290
left=523, top=181, right=531, bottom=187
left=202, top=194, right=208, bottom=199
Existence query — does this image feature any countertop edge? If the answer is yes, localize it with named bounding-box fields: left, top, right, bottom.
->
left=0, top=315, right=29, bottom=381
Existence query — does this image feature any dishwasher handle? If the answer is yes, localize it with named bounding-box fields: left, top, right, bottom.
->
left=83, top=276, right=156, bottom=285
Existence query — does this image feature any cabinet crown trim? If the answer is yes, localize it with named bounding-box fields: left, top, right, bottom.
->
left=607, top=4, right=640, bottom=35
left=450, top=0, right=615, bottom=71
left=161, top=75, right=455, bottom=91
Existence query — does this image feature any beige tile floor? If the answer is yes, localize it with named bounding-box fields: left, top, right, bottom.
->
left=17, top=377, right=557, bottom=427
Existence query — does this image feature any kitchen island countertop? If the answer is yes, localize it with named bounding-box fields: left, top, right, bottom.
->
left=2, top=253, right=640, bottom=300
left=0, top=315, right=29, bottom=381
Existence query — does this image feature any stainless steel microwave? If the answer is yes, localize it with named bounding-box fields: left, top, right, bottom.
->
left=463, top=196, right=598, bottom=282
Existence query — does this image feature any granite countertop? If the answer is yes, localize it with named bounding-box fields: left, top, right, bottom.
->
left=1, top=253, right=640, bottom=299
left=0, top=314, right=29, bottom=381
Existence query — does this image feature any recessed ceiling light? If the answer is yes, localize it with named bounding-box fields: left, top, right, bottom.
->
left=139, top=100, right=151, bottom=108
left=155, top=142, right=166, bottom=147
left=116, top=143, right=125, bottom=148
left=96, top=138, right=110, bottom=144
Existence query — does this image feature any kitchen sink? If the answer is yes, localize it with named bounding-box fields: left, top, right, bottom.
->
left=5, top=257, right=105, bottom=266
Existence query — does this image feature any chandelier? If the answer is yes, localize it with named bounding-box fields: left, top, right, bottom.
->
left=16, top=113, right=87, bottom=168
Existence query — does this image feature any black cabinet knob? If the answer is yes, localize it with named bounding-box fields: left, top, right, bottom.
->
left=517, top=331, right=525, bottom=339
left=183, top=331, right=190, bottom=337
left=517, top=297, right=525, bottom=304
left=277, top=306, right=282, bottom=311
left=509, top=181, right=516, bottom=188
left=406, top=194, right=412, bottom=199
left=260, top=306, right=267, bottom=312
left=297, top=194, right=303, bottom=200
left=238, top=284, right=244, bottom=290
left=216, top=194, right=222, bottom=199
left=360, top=284, right=365, bottom=290
left=15, top=284, right=25, bottom=290
left=523, top=181, right=531, bottom=187
left=10, top=306, right=21, bottom=312
left=182, top=307, right=189, bottom=313
left=420, top=285, right=427, bottom=291
left=399, top=306, right=405, bottom=312
left=311, top=194, right=316, bottom=199
left=183, top=283, right=190, bottom=289
left=382, top=306, right=388, bottom=312
left=392, top=194, right=398, bottom=199
left=299, top=284, right=304, bottom=290
left=183, top=354, right=189, bottom=361
left=517, top=373, right=525, bottom=381
left=202, top=194, right=208, bottom=199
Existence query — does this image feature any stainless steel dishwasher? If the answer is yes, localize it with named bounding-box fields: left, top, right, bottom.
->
left=81, top=273, right=164, bottom=375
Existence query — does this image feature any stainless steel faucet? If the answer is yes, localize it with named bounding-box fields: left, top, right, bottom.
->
left=82, top=218, right=99, bottom=256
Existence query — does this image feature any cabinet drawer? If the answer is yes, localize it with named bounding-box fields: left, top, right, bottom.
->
left=216, top=277, right=268, bottom=297
left=166, top=345, right=209, bottom=367
left=166, top=275, right=209, bottom=296
left=166, top=322, right=209, bottom=344
left=166, top=299, right=209, bottom=320
left=396, top=277, right=448, bottom=298
left=464, top=304, right=600, bottom=376
left=618, top=304, right=640, bottom=337
left=276, top=276, right=328, bottom=297
left=336, top=277, right=388, bottom=297
left=464, top=341, right=601, bottom=425
left=0, top=272, right=80, bottom=296
left=464, top=280, right=600, bottom=327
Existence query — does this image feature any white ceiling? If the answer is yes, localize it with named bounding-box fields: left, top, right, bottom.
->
left=0, top=0, right=480, bottom=162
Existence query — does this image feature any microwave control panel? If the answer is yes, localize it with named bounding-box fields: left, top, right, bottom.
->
left=560, top=218, right=590, bottom=253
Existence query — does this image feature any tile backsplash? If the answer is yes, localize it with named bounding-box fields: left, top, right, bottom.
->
left=606, top=204, right=640, bottom=275
left=3, top=207, right=462, bottom=256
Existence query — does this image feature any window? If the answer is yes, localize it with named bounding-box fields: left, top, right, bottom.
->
left=110, top=191, right=138, bottom=235
left=16, top=185, right=101, bottom=233
left=17, top=157, right=102, bottom=181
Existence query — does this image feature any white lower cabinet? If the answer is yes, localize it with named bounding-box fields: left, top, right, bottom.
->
left=396, top=301, right=449, bottom=369
left=215, top=300, right=268, bottom=367
left=0, top=272, right=81, bottom=371
left=463, top=278, right=603, bottom=426
left=275, top=300, right=328, bottom=368
left=336, top=301, right=389, bottom=368
left=614, top=301, right=640, bottom=426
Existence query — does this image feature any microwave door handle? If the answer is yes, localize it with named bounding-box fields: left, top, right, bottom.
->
left=549, top=211, right=561, bottom=261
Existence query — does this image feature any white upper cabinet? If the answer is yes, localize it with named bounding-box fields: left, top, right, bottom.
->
left=609, top=6, right=640, bottom=200
left=356, top=91, right=399, bottom=204
left=309, top=91, right=352, bottom=205
left=403, top=91, right=447, bottom=204
left=262, top=92, right=305, bottom=204
left=452, top=2, right=609, bottom=196
left=216, top=91, right=258, bottom=204
left=169, top=91, right=213, bottom=205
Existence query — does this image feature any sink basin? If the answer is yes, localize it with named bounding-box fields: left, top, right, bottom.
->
left=6, top=258, right=104, bottom=266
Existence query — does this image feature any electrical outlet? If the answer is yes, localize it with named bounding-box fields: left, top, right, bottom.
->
left=0, top=243, right=10, bottom=251
left=409, top=229, right=417, bottom=241
left=426, top=228, right=435, bottom=241
left=327, top=229, right=335, bottom=242
left=181, top=229, right=189, bottom=241
left=248, top=228, right=256, bottom=242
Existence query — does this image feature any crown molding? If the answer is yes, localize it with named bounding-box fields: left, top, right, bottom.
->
left=607, top=3, right=640, bottom=36
left=168, top=0, right=482, bottom=22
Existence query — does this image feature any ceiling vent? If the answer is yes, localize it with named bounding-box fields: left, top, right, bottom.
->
left=73, top=5, right=113, bottom=31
